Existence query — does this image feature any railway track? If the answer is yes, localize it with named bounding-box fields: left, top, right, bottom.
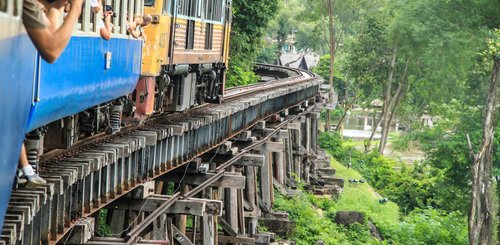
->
left=1, top=64, right=323, bottom=245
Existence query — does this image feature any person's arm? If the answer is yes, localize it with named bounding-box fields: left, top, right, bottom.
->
left=100, top=14, right=112, bottom=40
left=25, top=0, right=83, bottom=63
left=43, top=4, right=64, bottom=33
left=91, top=0, right=102, bottom=13
left=126, top=20, right=141, bottom=38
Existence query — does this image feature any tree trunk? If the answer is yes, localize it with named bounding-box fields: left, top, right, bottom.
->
left=324, top=0, right=335, bottom=131
left=469, top=57, right=499, bottom=245
left=335, top=98, right=356, bottom=135
left=377, top=46, right=397, bottom=154
left=379, top=60, right=409, bottom=153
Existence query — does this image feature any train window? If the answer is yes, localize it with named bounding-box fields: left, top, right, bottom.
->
left=185, top=19, right=195, bottom=49
left=203, top=0, right=213, bottom=20
left=144, top=0, right=154, bottom=7
left=161, top=0, right=168, bottom=14
left=178, top=0, right=189, bottom=16
left=178, top=0, right=201, bottom=18
left=188, top=0, right=196, bottom=17
left=0, top=0, right=7, bottom=13
left=204, top=23, right=213, bottom=50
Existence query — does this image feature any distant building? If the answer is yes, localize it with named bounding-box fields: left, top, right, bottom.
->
left=278, top=52, right=320, bottom=71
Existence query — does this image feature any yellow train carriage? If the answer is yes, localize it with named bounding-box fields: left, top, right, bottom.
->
left=134, top=0, right=231, bottom=116
left=141, top=0, right=230, bottom=75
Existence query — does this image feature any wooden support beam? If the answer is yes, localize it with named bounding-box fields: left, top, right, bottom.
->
left=283, top=122, right=301, bottom=130
left=218, top=217, right=238, bottom=237
left=111, top=196, right=222, bottom=216
left=259, top=149, right=272, bottom=211
left=131, top=181, right=156, bottom=199
left=171, top=225, right=194, bottom=245
left=202, top=213, right=215, bottom=244
left=87, top=237, right=170, bottom=244
left=234, top=154, right=265, bottom=167
left=224, top=167, right=239, bottom=234
left=185, top=232, right=255, bottom=244
left=65, top=218, right=94, bottom=244
left=158, top=173, right=246, bottom=189
left=264, top=142, right=284, bottom=153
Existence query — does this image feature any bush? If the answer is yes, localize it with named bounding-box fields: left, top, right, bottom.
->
left=319, top=132, right=439, bottom=213
left=273, top=191, right=382, bottom=245
left=383, top=208, right=468, bottom=245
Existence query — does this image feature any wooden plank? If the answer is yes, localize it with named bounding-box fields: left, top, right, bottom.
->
left=234, top=154, right=265, bottom=167
left=113, top=197, right=219, bottom=216
left=265, top=142, right=284, bottom=152
left=159, top=173, right=246, bottom=189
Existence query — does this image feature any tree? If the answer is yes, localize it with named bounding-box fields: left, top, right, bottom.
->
left=227, top=0, right=279, bottom=87
left=468, top=30, right=499, bottom=245
left=324, top=0, right=336, bottom=131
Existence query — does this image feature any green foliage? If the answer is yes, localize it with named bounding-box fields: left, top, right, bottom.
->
left=97, top=209, right=112, bottom=237
left=319, top=132, right=469, bottom=244
left=319, top=132, right=436, bottom=213
left=227, top=0, right=279, bottom=87
left=384, top=209, right=468, bottom=245
left=320, top=107, right=344, bottom=124
left=255, top=43, right=279, bottom=64
left=273, top=191, right=382, bottom=244
left=330, top=158, right=400, bottom=229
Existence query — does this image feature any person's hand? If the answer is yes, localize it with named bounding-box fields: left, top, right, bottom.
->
left=104, top=11, right=113, bottom=19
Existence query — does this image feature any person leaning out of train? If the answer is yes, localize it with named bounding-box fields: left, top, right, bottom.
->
left=23, top=0, right=83, bottom=63
left=20, top=0, right=83, bottom=187
left=126, top=14, right=152, bottom=41
left=98, top=5, right=114, bottom=40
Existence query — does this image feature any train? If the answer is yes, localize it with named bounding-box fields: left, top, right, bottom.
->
left=0, top=0, right=232, bottom=229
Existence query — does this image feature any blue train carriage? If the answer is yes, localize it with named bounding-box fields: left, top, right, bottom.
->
left=0, top=0, right=38, bottom=230
left=25, top=0, right=144, bottom=152
left=0, top=0, right=144, bottom=230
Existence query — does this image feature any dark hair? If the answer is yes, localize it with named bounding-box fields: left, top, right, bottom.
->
left=105, top=5, right=114, bottom=12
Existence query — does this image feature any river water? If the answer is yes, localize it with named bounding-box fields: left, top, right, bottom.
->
left=340, top=113, right=425, bottom=165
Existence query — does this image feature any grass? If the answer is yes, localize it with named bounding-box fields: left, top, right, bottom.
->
left=330, top=158, right=400, bottom=228
left=269, top=156, right=400, bottom=244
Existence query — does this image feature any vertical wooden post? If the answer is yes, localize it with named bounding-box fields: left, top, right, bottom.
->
left=260, top=149, right=272, bottom=210
left=245, top=165, right=258, bottom=236
left=202, top=214, right=215, bottom=245
left=275, top=130, right=287, bottom=185
left=224, top=166, right=239, bottom=233
left=237, top=189, right=246, bottom=234
left=310, top=115, right=318, bottom=154
left=178, top=184, right=190, bottom=233
left=203, top=187, right=215, bottom=245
